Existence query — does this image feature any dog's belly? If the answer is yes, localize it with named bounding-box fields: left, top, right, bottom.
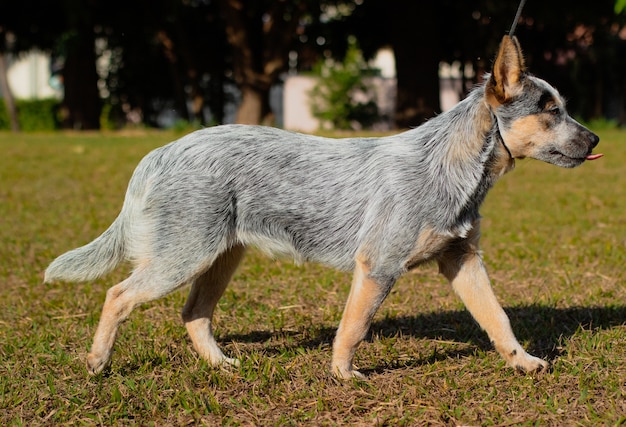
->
left=236, top=230, right=305, bottom=263
left=234, top=219, right=360, bottom=271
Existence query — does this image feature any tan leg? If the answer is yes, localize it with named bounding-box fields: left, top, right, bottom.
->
left=182, top=244, right=245, bottom=367
left=87, top=266, right=169, bottom=374
left=332, top=256, right=394, bottom=379
left=438, top=251, right=548, bottom=372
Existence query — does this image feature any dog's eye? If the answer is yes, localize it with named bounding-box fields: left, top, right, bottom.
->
left=547, top=106, right=560, bottom=116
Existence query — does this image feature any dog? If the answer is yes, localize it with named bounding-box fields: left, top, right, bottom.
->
left=45, top=36, right=601, bottom=379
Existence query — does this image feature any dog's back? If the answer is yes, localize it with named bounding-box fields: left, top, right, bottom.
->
left=115, top=105, right=502, bottom=278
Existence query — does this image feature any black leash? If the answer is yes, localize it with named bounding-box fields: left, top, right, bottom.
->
left=508, top=0, right=527, bottom=37
left=493, top=0, right=528, bottom=163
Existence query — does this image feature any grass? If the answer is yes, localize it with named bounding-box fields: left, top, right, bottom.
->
left=1, top=129, right=625, bottom=426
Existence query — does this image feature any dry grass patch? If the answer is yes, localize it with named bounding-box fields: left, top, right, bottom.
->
left=1, top=130, right=625, bottom=425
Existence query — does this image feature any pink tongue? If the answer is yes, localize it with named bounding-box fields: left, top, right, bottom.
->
left=586, top=153, right=604, bottom=160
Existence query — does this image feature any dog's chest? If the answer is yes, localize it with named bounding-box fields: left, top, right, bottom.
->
left=402, top=227, right=460, bottom=271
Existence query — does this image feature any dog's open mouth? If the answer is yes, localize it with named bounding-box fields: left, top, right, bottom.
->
left=549, top=149, right=603, bottom=163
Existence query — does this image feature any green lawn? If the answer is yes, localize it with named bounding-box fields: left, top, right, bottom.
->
left=1, top=129, right=625, bottom=425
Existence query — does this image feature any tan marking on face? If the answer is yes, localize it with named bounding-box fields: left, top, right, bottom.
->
left=501, top=115, right=557, bottom=158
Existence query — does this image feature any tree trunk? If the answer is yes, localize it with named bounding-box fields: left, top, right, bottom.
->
left=219, top=0, right=301, bottom=125
left=236, top=84, right=273, bottom=125
left=62, top=30, right=101, bottom=129
left=174, top=24, right=206, bottom=124
left=390, top=0, right=441, bottom=128
left=236, top=85, right=262, bottom=124
left=208, top=67, right=226, bottom=124
left=0, top=52, right=20, bottom=132
left=156, top=30, right=189, bottom=123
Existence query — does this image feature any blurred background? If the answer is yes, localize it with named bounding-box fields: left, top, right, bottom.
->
left=0, top=0, right=624, bottom=132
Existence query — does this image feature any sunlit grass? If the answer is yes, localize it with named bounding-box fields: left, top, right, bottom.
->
left=1, top=129, right=625, bottom=425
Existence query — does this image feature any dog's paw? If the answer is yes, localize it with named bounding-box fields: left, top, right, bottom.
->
left=86, top=352, right=111, bottom=375
left=204, top=351, right=240, bottom=368
left=508, top=351, right=549, bottom=373
left=222, top=357, right=240, bottom=368
left=332, top=365, right=366, bottom=380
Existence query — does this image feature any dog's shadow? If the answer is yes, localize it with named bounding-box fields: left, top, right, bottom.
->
left=223, top=305, right=626, bottom=372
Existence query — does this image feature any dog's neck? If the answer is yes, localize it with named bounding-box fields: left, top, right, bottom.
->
left=490, top=126, right=516, bottom=178
left=484, top=102, right=516, bottom=178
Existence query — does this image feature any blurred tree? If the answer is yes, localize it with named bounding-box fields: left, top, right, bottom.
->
left=218, top=0, right=307, bottom=124
left=1, top=0, right=624, bottom=129
left=0, top=1, right=102, bottom=129
left=0, top=1, right=64, bottom=130
left=216, top=0, right=372, bottom=125
left=329, top=0, right=446, bottom=127
left=389, top=0, right=440, bottom=127
left=345, top=0, right=626, bottom=126
left=98, top=0, right=229, bottom=127
left=59, top=0, right=101, bottom=129
left=0, top=0, right=228, bottom=129
left=517, top=0, right=626, bottom=123
left=309, top=38, right=379, bottom=130
left=0, top=48, right=18, bottom=131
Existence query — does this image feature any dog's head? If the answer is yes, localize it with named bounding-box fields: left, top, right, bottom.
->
left=485, top=36, right=601, bottom=168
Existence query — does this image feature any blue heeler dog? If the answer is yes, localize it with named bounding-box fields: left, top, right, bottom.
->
left=45, top=36, right=601, bottom=379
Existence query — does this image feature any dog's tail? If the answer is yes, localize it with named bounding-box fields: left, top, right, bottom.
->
left=44, top=214, right=126, bottom=283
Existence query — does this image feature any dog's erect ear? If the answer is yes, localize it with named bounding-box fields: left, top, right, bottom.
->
left=487, top=35, right=526, bottom=106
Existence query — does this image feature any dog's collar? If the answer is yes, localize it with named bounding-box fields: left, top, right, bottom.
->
left=489, top=124, right=516, bottom=176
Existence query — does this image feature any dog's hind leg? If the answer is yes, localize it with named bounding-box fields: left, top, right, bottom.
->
left=86, top=264, right=182, bottom=375
left=438, top=248, right=548, bottom=373
left=182, top=244, right=245, bottom=367
left=332, top=255, right=395, bottom=380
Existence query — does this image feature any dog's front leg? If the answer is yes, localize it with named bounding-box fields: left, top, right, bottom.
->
left=332, top=255, right=395, bottom=380
left=438, top=250, right=548, bottom=373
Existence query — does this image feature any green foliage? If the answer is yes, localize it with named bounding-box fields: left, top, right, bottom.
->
left=309, top=40, right=380, bottom=130
left=0, top=101, right=9, bottom=130
left=15, top=98, right=60, bottom=131
left=169, top=119, right=203, bottom=133
left=616, top=0, right=626, bottom=14
left=0, top=98, right=61, bottom=131
left=581, top=117, right=621, bottom=131
left=99, top=103, right=121, bottom=131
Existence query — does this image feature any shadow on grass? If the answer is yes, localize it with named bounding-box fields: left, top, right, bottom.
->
left=223, top=304, right=626, bottom=371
